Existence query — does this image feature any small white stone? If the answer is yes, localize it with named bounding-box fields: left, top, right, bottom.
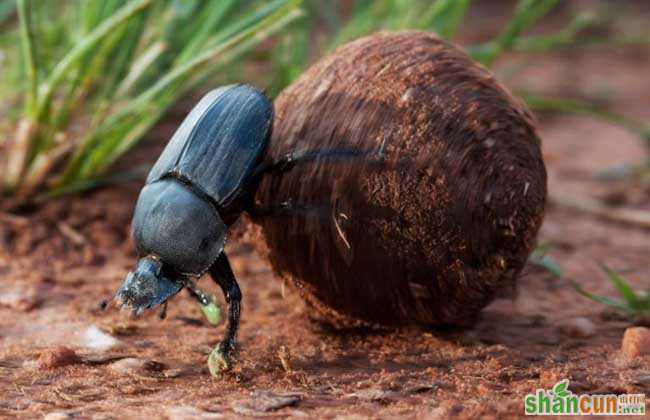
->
left=81, top=326, right=121, bottom=351
left=44, top=412, right=72, bottom=420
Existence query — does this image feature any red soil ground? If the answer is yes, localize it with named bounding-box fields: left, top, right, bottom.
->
left=1, top=3, right=649, bottom=418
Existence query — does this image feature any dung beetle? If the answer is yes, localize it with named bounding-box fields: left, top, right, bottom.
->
left=111, top=84, right=364, bottom=374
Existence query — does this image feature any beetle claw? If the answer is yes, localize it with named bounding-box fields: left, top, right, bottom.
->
left=207, top=343, right=231, bottom=377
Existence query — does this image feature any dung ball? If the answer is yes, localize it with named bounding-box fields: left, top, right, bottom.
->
left=255, top=31, right=547, bottom=328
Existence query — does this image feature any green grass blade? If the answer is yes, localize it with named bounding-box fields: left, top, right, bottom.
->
left=16, top=0, right=37, bottom=117
left=35, top=0, right=152, bottom=121
left=175, top=0, right=238, bottom=64
left=115, top=41, right=167, bottom=98
left=470, top=13, right=598, bottom=57
left=96, top=5, right=305, bottom=173
left=600, top=265, right=640, bottom=309
left=523, top=94, right=649, bottom=140
left=639, top=292, right=650, bottom=311
left=267, top=13, right=310, bottom=96
left=569, top=279, right=634, bottom=314
left=529, top=254, right=563, bottom=279
left=512, top=13, right=595, bottom=52
left=421, top=0, right=471, bottom=39
left=472, top=0, right=560, bottom=66
left=328, top=0, right=388, bottom=50
left=57, top=0, right=303, bottom=185
left=125, top=0, right=302, bottom=112
left=35, top=165, right=150, bottom=201
left=0, top=0, right=15, bottom=26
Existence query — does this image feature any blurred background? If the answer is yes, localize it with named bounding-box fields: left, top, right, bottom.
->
left=0, top=1, right=648, bottom=418
left=0, top=0, right=648, bottom=204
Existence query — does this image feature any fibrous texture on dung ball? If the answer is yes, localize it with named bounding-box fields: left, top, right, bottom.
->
left=256, top=31, right=547, bottom=328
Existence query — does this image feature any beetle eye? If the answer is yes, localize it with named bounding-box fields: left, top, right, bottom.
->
left=136, top=256, right=163, bottom=277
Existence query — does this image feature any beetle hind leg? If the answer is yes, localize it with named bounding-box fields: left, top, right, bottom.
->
left=252, top=147, right=383, bottom=181
left=206, top=252, right=241, bottom=376
left=249, top=200, right=332, bottom=220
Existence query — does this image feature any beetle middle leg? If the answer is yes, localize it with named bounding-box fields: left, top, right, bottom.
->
left=206, top=252, right=241, bottom=376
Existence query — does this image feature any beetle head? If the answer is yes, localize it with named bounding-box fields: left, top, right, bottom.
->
left=115, top=256, right=184, bottom=315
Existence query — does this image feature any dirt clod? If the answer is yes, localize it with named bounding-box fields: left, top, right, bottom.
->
left=560, top=317, right=596, bottom=338
left=622, top=327, right=650, bottom=359
left=37, top=346, right=81, bottom=369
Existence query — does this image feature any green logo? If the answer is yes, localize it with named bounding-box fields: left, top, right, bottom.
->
left=524, top=380, right=646, bottom=416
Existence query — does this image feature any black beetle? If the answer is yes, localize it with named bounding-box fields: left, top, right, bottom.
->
left=111, top=84, right=364, bottom=374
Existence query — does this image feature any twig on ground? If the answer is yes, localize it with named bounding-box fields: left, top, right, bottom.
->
left=0, top=211, right=29, bottom=226
left=57, top=222, right=87, bottom=246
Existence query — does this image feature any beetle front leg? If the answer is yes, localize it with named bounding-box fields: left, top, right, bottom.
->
left=206, top=252, right=241, bottom=376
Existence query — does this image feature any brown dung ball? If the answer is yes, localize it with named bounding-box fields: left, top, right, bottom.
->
left=255, top=31, right=547, bottom=328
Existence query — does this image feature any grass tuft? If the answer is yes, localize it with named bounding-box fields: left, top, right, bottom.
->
left=1, top=0, right=649, bottom=204
left=1, top=0, right=303, bottom=204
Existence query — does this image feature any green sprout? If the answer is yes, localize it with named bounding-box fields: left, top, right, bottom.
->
left=530, top=245, right=649, bottom=323
left=528, top=241, right=563, bottom=279
left=571, top=265, right=650, bottom=322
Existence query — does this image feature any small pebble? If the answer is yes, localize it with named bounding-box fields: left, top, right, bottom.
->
left=232, top=390, right=301, bottom=414
left=407, top=382, right=438, bottom=394
left=560, top=317, right=596, bottom=338
left=43, top=412, right=73, bottom=420
left=37, top=346, right=81, bottom=369
left=350, top=388, right=399, bottom=403
left=109, top=357, right=166, bottom=377
left=0, top=285, right=39, bottom=311
left=634, top=374, right=650, bottom=387
left=165, top=406, right=223, bottom=419
left=622, top=327, right=650, bottom=359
